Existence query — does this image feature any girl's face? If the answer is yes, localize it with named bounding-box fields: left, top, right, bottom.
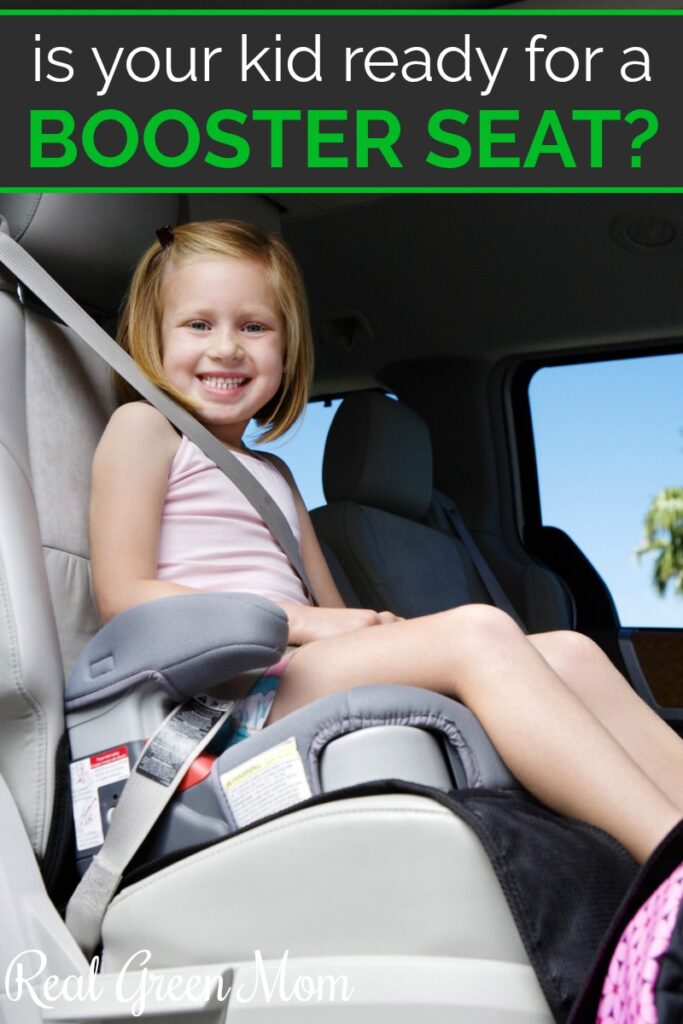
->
left=160, top=255, right=285, bottom=448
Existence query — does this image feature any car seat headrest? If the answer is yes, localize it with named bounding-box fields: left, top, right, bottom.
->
left=0, top=194, right=180, bottom=315
left=323, top=391, right=433, bottom=521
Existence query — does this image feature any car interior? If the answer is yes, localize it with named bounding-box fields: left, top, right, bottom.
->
left=0, top=179, right=681, bottom=1024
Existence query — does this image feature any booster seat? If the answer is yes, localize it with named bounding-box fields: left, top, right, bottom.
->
left=0, top=193, right=633, bottom=1023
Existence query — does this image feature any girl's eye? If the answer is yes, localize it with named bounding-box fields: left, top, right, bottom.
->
left=188, top=320, right=210, bottom=331
left=243, top=322, right=266, bottom=334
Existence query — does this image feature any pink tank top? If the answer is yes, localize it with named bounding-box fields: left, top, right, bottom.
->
left=156, top=435, right=308, bottom=606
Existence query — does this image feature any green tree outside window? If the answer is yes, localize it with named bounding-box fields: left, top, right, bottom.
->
left=637, top=487, right=683, bottom=598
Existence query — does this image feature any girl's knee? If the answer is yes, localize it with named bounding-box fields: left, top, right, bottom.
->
left=437, top=603, right=524, bottom=656
left=449, top=603, right=521, bottom=632
left=530, top=630, right=609, bottom=697
left=536, top=629, right=603, bottom=664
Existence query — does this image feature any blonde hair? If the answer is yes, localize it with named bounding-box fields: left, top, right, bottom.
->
left=115, top=220, right=314, bottom=441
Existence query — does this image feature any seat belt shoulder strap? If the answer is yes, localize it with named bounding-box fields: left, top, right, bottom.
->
left=433, top=490, right=526, bottom=632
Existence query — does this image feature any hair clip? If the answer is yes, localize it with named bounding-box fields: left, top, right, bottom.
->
left=156, top=225, right=174, bottom=248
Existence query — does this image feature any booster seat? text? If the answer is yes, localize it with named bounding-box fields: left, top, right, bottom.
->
left=29, top=107, right=658, bottom=172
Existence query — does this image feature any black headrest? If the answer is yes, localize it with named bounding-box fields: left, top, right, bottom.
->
left=323, top=392, right=433, bottom=521
left=0, top=194, right=180, bottom=315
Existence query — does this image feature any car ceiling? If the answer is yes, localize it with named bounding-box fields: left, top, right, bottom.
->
left=277, top=193, right=683, bottom=393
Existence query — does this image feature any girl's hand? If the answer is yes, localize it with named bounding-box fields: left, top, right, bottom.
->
left=277, top=603, right=402, bottom=646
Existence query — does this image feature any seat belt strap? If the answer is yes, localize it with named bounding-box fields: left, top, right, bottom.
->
left=0, top=228, right=317, bottom=604
left=65, top=695, right=234, bottom=957
left=434, top=492, right=527, bottom=632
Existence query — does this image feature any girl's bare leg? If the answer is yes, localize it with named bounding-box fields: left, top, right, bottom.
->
left=269, top=605, right=682, bottom=864
left=529, top=631, right=683, bottom=814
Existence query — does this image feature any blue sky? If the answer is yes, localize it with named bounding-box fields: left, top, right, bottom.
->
left=530, top=354, right=682, bottom=628
left=250, top=354, right=683, bottom=628
left=246, top=399, right=339, bottom=511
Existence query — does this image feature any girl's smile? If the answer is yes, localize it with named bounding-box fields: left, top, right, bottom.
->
left=196, top=372, right=250, bottom=399
left=160, top=255, right=285, bottom=447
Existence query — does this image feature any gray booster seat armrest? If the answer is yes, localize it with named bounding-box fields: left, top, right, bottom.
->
left=65, top=593, right=289, bottom=709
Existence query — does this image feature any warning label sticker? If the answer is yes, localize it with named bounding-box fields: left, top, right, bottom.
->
left=220, top=737, right=312, bottom=829
left=69, top=746, right=130, bottom=852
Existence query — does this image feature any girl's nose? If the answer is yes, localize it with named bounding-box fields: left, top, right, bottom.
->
left=208, top=329, right=243, bottom=359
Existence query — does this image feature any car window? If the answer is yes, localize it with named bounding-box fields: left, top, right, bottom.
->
left=529, top=353, right=683, bottom=628
left=246, top=398, right=343, bottom=510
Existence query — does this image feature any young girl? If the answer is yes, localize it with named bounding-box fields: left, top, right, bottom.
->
left=91, top=219, right=683, bottom=867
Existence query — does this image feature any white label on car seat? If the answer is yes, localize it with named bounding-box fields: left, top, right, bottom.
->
left=69, top=746, right=130, bottom=852
left=220, top=737, right=312, bottom=829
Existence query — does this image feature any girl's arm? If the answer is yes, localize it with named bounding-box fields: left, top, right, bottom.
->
left=261, top=453, right=401, bottom=644
left=90, top=402, right=199, bottom=623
